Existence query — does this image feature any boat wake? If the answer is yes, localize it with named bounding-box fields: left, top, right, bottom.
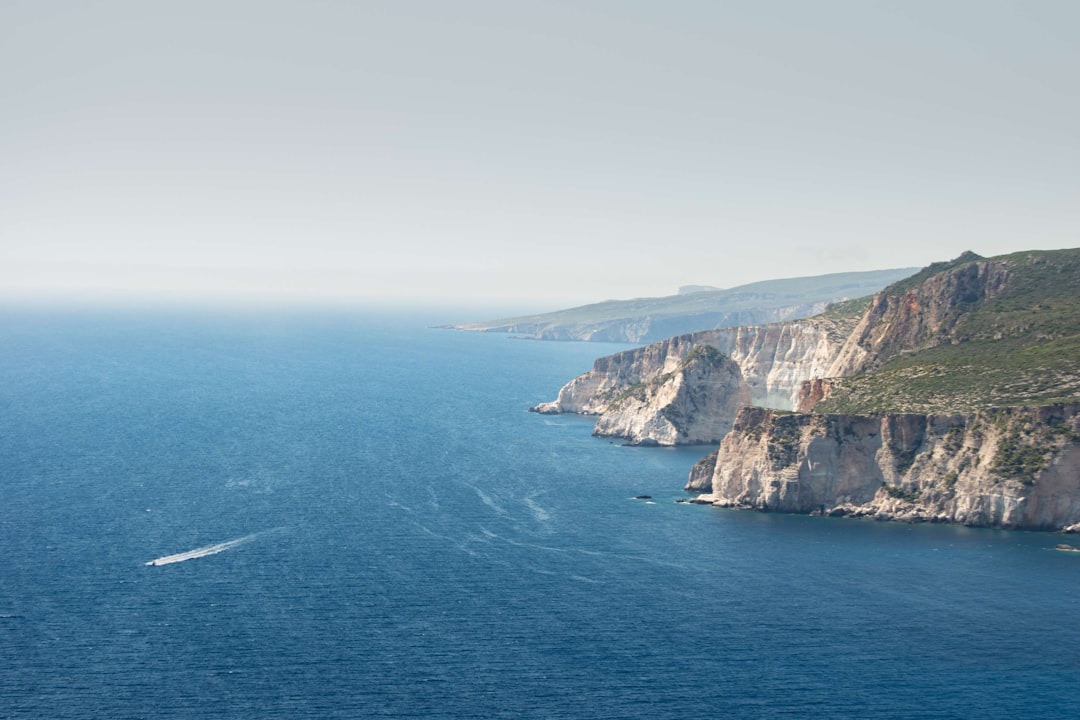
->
left=523, top=496, right=551, bottom=522
left=145, top=532, right=262, bottom=567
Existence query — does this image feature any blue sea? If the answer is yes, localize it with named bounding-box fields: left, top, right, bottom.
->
left=2, top=308, right=1079, bottom=719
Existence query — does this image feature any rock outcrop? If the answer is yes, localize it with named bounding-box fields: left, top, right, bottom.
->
left=687, top=404, right=1080, bottom=531
left=591, top=347, right=751, bottom=446
left=825, top=257, right=1013, bottom=378
left=532, top=248, right=1080, bottom=529
left=531, top=318, right=854, bottom=444
left=534, top=344, right=750, bottom=445
left=591, top=345, right=751, bottom=442
left=532, top=332, right=708, bottom=416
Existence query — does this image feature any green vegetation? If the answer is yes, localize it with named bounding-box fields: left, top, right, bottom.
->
left=985, top=411, right=1079, bottom=484
left=943, top=426, right=964, bottom=453
left=883, top=485, right=922, bottom=502
left=767, top=415, right=803, bottom=468
left=881, top=250, right=983, bottom=295
left=814, top=248, right=1080, bottom=414
left=812, top=296, right=875, bottom=343
left=950, top=250, right=1080, bottom=343
left=818, top=295, right=873, bottom=322
left=991, top=438, right=1048, bottom=485
left=890, top=445, right=920, bottom=475
left=815, top=335, right=1080, bottom=413
left=680, top=344, right=722, bottom=366
left=606, top=382, right=650, bottom=411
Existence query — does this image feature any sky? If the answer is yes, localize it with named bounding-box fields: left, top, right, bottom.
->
left=1, top=1, right=1077, bottom=311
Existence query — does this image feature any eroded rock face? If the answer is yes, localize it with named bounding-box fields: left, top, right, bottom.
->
left=530, top=334, right=704, bottom=416
left=591, top=347, right=751, bottom=446
left=530, top=320, right=850, bottom=444
left=712, top=322, right=842, bottom=409
left=826, top=260, right=1013, bottom=378
left=534, top=258, right=1018, bottom=429
left=689, top=404, right=1080, bottom=530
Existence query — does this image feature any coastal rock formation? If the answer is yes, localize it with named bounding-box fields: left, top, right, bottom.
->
left=826, top=255, right=1014, bottom=378
left=687, top=404, right=1080, bottom=531
left=534, top=248, right=1080, bottom=528
left=711, top=321, right=846, bottom=409
left=591, top=346, right=750, bottom=445
left=534, top=344, right=750, bottom=445
left=531, top=332, right=707, bottom=416
left=531, top=317, right=855, bottom=443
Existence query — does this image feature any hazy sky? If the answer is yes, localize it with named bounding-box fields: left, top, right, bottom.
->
left=2, top=1, right=1077, bottom=310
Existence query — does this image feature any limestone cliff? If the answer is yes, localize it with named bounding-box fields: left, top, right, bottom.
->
left=825, top=255, right=1013, bottom=378
left=803, top=249, right=1080, bottom=415
left=710, top=321, right=846, bottom=409
left=531, top=317, right=854, bottom=444
left=591, top=346, right=751, bottom=445
left=532, top=248, right=1080, bottom=529
left=687, top=404, right=1080, bottom=531
left=531, top=332, right=707, bottom=416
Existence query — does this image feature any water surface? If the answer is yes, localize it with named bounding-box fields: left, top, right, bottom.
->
left=1, top=309, right=1077, bottom=718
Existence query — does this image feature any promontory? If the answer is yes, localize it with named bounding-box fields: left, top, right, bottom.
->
left=533, top=248, right=1080, bottom=531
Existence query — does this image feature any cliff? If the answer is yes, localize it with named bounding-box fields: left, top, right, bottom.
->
left=532, top=247, right=1080, bottom=529
left=809, top=249, right=1080, bottom=414
left=591, top=346, right=751, bottom=446
left=531, top=314, right=858, bottom=444
left=825, top=254, right=1013, bottom=378
left=687, top=404, right=1080, bottom=531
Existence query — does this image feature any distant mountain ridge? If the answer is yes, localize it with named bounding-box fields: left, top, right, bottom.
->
left=445, top=267, right=919, bottom=344
left=677, top=285, right=722, bottom=295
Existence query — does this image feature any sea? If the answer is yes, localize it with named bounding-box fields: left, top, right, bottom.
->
left=2, top=307, right=1078, bottom=719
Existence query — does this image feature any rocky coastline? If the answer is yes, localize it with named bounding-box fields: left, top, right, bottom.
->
left=532, top=249, right=1080, bottom=531
left=685, top=404, right=1080, bottom=531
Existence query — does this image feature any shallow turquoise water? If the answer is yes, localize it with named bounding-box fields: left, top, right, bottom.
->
left=1, top=308, right=1078, bottom=718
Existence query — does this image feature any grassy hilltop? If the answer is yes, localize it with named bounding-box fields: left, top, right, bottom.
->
left=814, top=248, right=1080, bottom=414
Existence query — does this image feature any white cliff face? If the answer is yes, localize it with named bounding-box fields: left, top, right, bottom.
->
left=689, top=404, right=1080, bottom=531
left=531, top=334, right=704, bottom=416
left=554, top=322, right=844, bottom=414
left=705, top=322, right=843, bottom=410
left=530, top=319, right=851, bottom=444
left=591, top=347, right=751, bottom=445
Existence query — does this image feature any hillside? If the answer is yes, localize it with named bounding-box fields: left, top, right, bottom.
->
left=446, top=267, right=917, bottom=343
left=812, top=249, right=1080, bottom=413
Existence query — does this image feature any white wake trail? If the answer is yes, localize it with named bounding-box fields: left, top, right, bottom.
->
left=145, top=532, right=261, bottom=567
left=523, top=496, right=551, bottom=522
